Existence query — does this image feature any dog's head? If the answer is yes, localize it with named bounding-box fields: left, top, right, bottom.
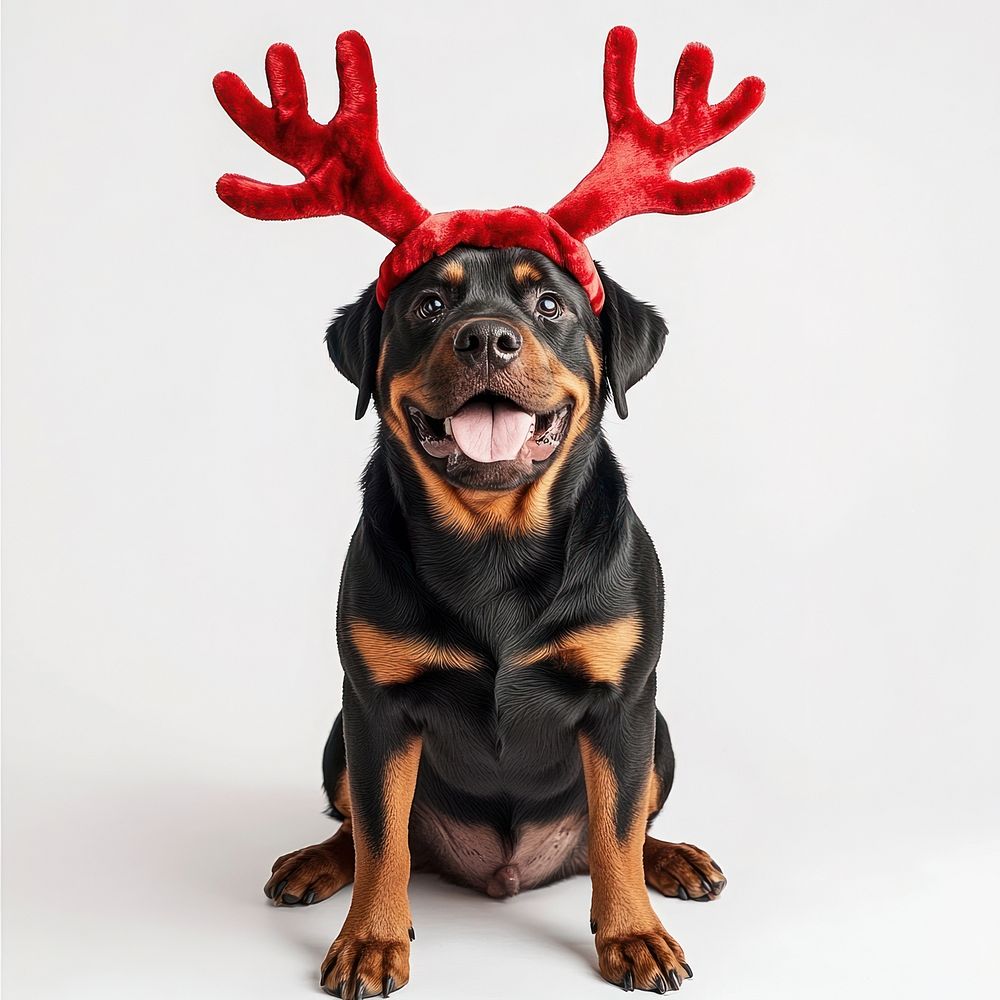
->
left=327, top=246, right=666, bottom=500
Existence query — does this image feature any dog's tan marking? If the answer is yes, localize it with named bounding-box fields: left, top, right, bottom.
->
left=643, top=838, right=727, bottom=901
left=322, top=737, right=422, bottom=994
left=585, top=334, right=603, bottom=382
left=441, top=260, right=465, bottom=285
left=266, top=819, right=355, bottom=905
left=379, top=326, right=596, bottom=538
left=349, top=620, right=481, bottom=685
left=646, top=769, right=664, bottom=817
left=332, top=769, right=352, bottom=819
left=515, top=615, right=642, bottom=684
left=579, top=734, right=657, bottom=935
left=512, top=260, right=543, bottom=284
left=379, top=333, right=594, bottom=538
left=580, top=735, right=690, bottom=988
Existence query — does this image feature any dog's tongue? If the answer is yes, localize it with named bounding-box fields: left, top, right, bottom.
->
left=449, top=399, right=535, bottom=464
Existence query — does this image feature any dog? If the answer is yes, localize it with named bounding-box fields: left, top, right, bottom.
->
left=262, top=245, right=727, bottom=997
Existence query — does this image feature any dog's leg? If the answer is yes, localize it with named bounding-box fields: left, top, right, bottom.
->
left=580, top=722, right=693, bottom=992
left=265, top=819, right=356, bottom=906
left=643, top=838, right=727, bottom=903
left=642, top=710, right=728, bottom=903
left=264, top=713, right=356, bottom=907
left=319, top=698, right=421, bottom=999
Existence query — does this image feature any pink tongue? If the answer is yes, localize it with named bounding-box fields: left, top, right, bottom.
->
left=449, top=399, right=535, bottom=464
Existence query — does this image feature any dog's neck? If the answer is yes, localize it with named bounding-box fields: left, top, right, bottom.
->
left=366, top=427, right=612, bottom=591
left=357, top=431, right=631, bottom=652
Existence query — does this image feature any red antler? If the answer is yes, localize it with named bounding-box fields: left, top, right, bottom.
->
left=213, top=31, right=429, bottom=242
left=549, top=27, right=765, bottom=242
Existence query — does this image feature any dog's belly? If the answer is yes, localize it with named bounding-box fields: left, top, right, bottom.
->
left=410, top=801, right=588, bottom=895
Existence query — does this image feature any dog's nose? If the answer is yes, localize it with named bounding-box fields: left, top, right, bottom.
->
left=453, top=320, right=522, bottom=370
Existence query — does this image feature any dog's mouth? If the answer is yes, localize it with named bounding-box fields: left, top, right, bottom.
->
left=407, top=393, right=571, bottom=471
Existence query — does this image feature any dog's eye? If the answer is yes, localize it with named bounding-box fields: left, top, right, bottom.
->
left=416, top=294, right=445, bottom=320
left=536, top=294, right=562, bottom=318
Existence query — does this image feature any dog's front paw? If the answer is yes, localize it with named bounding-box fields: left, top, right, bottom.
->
left=320, top=934, right=410, bottom=998
left=643, top=839, right=726, bottom=902
left=596, top=925, right=692, bottom=993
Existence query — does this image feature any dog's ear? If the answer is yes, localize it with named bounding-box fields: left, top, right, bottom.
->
left=595, top=264, right=667, bottom=420
left=326, top=282, right=382, bottom=420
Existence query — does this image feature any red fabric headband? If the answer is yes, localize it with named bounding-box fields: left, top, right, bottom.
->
left=214, top=28, right=764, bottom=313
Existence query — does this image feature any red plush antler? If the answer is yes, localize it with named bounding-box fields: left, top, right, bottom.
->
left=213, top=31, right=429, bottom=242
left=549, top=27, right=765, bottom=242
left=216, top=28, right=764, bottom=314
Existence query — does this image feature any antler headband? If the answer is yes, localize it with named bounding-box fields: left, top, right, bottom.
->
left=214, top=27, right=764, bottom=313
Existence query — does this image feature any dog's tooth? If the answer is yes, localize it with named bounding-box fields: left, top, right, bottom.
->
left=444, top=416, right=453, bottom=436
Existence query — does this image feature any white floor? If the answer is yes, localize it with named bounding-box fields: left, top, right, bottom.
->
left=4, top=717, right=996, bottom=1000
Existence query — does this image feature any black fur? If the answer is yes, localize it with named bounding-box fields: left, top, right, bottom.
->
left=322, top=247, right=674, bottom=870
left=596, top=261, right=668, bottom=420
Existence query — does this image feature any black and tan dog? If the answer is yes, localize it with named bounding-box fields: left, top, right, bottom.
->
left=263, top=246, right=726, bottom=997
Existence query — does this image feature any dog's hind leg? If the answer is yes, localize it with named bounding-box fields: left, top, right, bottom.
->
left=643, top=838, right=727, bottom=902
left=642, top=710, right=728, bottom=902
left=263, top=713, right=356, bottom=906
left=264, top=819, right=355, bottom=906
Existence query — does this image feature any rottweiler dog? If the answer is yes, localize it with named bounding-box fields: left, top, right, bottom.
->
left=263, top=245, right=726, bottom=997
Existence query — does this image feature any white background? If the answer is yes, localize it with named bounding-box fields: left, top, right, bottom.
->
left=4, top=1, right=999, bottom=997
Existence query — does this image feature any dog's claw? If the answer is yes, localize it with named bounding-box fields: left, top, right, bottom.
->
left=622, top=971, right=634, bottom=992
left=681, top=962, right=693, bottom=979
left=408, top=926, right=415, bottom=941
left=320, top=955, right=337, bottom=984
left=590, top=918, right=598, bottom=934
left=271, top=879, right=288, bottom=902
left=668, top=969, right=682, bottom=991
left=653, top=974, right=668, bottom=994
left=303, top=890, right=317, bottom=906
left=382, top=975, right=395, bottom=998
left=675, top=884, right=688, bottom=900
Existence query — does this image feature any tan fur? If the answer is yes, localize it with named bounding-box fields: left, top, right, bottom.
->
left=348, top=620, right=481, bottom=685
left=579, top=733, right=655, bottom=937
left=643, top=838, right=726, bottom=901
left=379, top=330, right=600, bottom=539
left=515, top=615, right=642, bottom=683
left=441, top=260, right=465, bottom=285
left=646, top=769, right=664, bottom=816
left=266, top=820, right=356, bottom=905
left=322, top=737, right=422, bottom=994
left=332, top=770, right=353, bottom=819
left=512, top=260, right=543, bottom=284
left=579, top=734, right=690, bottom=988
